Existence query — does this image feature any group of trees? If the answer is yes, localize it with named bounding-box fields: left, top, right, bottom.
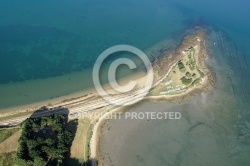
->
left=15, top=114, right=73, bottom=166
left=178, top=61, right=186, bottom=73
left=187, top=47, right=196, bottom=71
left=181, top=76, right=193, bottom=85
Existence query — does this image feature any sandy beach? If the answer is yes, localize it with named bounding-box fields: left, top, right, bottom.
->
left=0, top=71, right=147, bottom=122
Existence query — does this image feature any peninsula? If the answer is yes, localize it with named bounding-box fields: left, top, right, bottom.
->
left=0, top=27, right=213, bottom=165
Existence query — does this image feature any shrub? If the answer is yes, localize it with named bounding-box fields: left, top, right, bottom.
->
left=180, top=77, right=193, bottom=85
left=178, top=61, right=186, bottom=73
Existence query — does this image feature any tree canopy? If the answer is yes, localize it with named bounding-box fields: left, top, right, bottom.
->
left=15, top=114, right=73, bottom=166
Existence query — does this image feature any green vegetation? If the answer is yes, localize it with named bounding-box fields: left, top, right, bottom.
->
left=197, top=69, right=205, bottom=78
left=181, top=76, right=193, bottom=85
left=187, top=49, right=196, bottom=70
left=0, top=152, right=16, bottom=166
left=0, top=128, right=20, bottom=143
left=178, top=61, right=186, bottom=73
left=153, top=44, right=206, bottom=96
left=185, top=72, right=192, bottom=78
left=190, top=46, right=195, bottom=52
left=15, top=114, right=74, bottom=166
left=191, top=78, right=202, bottom=87
left=192, top=73, right=197, bottom=78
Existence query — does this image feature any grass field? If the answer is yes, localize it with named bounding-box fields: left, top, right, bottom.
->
left=0, top=127, right=20, bottom=143
left=150, top=45, right=204, bottom=96
left=69, top=118, right=91, bottom=163
left=0, top=128, right=21, bottom=166
left=0, top=130, right=22, bottom=154
left=0, top=117, right=93, bottom=165
left=0, top=152, right=16, bottom=166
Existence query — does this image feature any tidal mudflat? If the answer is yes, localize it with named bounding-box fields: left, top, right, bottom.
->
left=97, top=30, right=250, bottom=166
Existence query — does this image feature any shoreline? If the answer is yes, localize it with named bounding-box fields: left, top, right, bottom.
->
left=0, top=71, right=147, bottom=121
left=92, top=27, right=215, bottom=163
left=0, top=27, right=215, bottom=164
left=0, top=34, right=176, bottom=119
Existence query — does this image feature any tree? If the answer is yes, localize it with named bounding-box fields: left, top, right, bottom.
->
left=16, top=114, right=74, bottom=166
left=181, top=76, right=192, bottom=85
left=186, top=72, right=191, bottom=77
left=45, top=138, right=55, bottom=146
left=33, top=157, right=46, bottom=166
left=178, top=61, right=186, bottom=73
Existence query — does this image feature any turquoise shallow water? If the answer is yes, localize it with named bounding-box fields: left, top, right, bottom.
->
left=0, top=0, right=186, bottom=83
left=0, top=1, right=249, bottom=109
left=0, top=0, right=188, bottom=109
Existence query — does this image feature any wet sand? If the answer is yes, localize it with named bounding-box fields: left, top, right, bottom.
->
left=97, top=62, right=239, bottom=166
left=96, top=28, right=250, bottom=165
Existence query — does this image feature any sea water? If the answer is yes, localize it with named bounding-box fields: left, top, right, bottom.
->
left=99, top=31, right=250, bottom=165
left=98, top=0, right=250, bottom=165
left=0, top=0, right=187, bottom=109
